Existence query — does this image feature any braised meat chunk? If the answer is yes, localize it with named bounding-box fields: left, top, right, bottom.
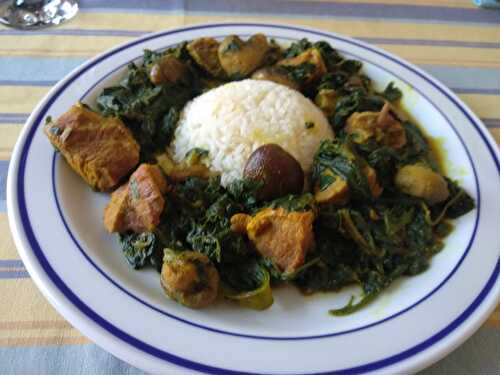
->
left=104, top=164, right=168, bottom=233
left=187, top=37, right=225, bottom=78
left=277, top=48, right=327, bottom=86
left=218, top=34, right=270, bottom=77
left=44, top=104, right=140, bottom=191
left=346, top=102, right=406, bottom=149
left=231, top=208, right=315, bottom=275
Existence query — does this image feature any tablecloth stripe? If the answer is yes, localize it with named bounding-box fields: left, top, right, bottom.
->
left=2, top=36, right=499, bottom=69
left=2, top=328, right=494, bottom=374
left=4, top=43, right=500, bottom=69
left=0, top=215, right=19, bottom=259
left=76, top=0, right=500, bottom=24
left=1, top=11, right=499, bottom=45
left=63, top=13, right=500, bottom=43
left=284, top=0, right=476, bottom=8
left=2, top=344, right=147, bottom=374
left=4, top=27, right=500, bottom=51
left=0, top=57, right=85, bottom=83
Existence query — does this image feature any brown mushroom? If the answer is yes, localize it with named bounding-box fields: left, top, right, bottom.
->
left=395, top=164, right=450, bottom=204
left=149, top=54, right=190, bottom=85
left=243, top=144, right=304, bottom=201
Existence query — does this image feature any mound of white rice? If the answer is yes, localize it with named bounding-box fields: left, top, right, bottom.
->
left=171, top=79, right=334, bottom=185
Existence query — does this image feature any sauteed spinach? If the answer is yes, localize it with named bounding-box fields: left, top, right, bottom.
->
left=91, top=36, right=474, bottom=313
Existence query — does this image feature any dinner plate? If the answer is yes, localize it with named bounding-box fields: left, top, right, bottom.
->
left=7, top=23, right=500, bottom=374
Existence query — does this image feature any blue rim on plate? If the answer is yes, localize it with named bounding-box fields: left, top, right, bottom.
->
left=11, top=23, right=500, bottom=374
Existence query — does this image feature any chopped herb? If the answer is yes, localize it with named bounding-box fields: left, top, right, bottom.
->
left=267, top=193, right=316, bottom=212
left=284, top=38, right=312, bottom=58
left=382, top=82, right=403, bottom=102
left=337, top=60, right=363, bottom=75
left=119, top=232, right=158, bottom=269
left=305, top=121, right=315, bottom=129
left=282, top=62, right=316, bottom=85
left=158, top=107, right=180, bottom=146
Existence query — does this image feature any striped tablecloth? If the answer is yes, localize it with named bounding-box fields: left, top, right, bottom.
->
left=1, top=1, right=499, bottom=374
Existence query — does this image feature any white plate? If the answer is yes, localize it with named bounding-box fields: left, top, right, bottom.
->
left=7, top=23, right=500, bottom=375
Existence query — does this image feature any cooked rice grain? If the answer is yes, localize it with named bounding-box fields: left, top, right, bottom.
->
left=171, top=79, right=334, bottom=185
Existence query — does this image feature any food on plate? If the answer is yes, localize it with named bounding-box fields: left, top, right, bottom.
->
left=315, top=88, right=337, bottom=115
left=161, top=249, right=219, bottom=309
left=217, top=34, right=270, bottom=77
left=104, top=164, right=168, bottom=233
left=243, top=144, right=305, bottom=201
left=171, top=79, right=333, bottom=186
left=345, top=102, right=406, bottom=149
left=44, top=103, right=139, bottom=191
left=155, top=151, right=213, bottom=182
left=251, top=66, right=299, bottom=90
left=395, top=163, right=450, bottom=204
left=45, top=35, right=475, bottom=313
left=231, top=207, right=315, bottom=275
left=277, top=48, right=327, bottom=86
left=149, top=54, right=190, bottom=85
left=187, top=37, right=225, bottom=78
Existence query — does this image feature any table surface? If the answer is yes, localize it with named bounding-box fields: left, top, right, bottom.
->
left=1, top=0, right=499, bottom=374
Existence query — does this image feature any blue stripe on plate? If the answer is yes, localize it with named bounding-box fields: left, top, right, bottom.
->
left=78, top=0, right=500, bottom=24
left=0, top=58, right=85, bottom=84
